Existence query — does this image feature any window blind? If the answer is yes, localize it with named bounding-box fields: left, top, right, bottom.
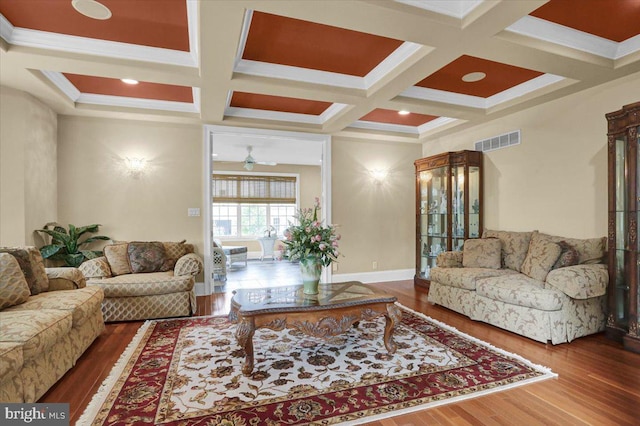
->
left=212, top=174, right=297, bottom=204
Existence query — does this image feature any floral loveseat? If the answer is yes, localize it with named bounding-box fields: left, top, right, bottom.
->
left=79, top=241, right=203, bottom=322
left=427, top=230, right=607, bottom=344
left=0, top=248, right=104, bottom=402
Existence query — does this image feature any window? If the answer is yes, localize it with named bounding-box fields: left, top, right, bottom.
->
left=212, top=174, right=297, bottom=238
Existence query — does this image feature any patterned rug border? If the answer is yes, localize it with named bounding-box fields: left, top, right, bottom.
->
left=77, top=303, right=557, bottom=426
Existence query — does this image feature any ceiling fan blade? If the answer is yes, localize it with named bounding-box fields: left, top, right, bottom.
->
left=256, top=161, right=277, bottom=166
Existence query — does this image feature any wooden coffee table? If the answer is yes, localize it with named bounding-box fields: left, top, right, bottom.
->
left=228, top=281, right=402, bottom=376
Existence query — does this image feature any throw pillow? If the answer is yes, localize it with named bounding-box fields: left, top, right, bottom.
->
left=0, top=253, right=31, bottom=309
left=482, top=230, right=533, bottom=271
left=0, top=247, right=49, bottom=294
left=462, top=238, right=502, bottom=269
left=552, top=241, right=579, bottom=270
left=521, top=233, right=562, bottom=282
left=104, top=243, right=132, bottom=276
left=128, top=241, right=167, bottom=273
left=160, top=240, right=187, bottom=272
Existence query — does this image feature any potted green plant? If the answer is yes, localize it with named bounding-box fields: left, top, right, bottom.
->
left=37, top=223, right=111, bottom=267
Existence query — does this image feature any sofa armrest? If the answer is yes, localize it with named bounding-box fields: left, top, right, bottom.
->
left=436, top=251, right=463, bottom=268
left=45, top=267, right=86, bottom=290
left=78, top=256, right=112, bottom=279
left=545, top=264, right=608, bottom=299
left=174, top=253, right=203, bottom=276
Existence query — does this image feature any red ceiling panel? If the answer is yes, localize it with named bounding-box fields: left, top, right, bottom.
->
left=230, top=92, right=332, bottom=115
left=360, top=109, right=438, bottom=126
left=531, top=0, right=640, bottom=42
left=416, top=55, right=543, bottom=98
left=64, top=73, right=193, bottom=102
left=243, top=11, right=403, bottom=77
left=0, top=0, right=189, bottom=51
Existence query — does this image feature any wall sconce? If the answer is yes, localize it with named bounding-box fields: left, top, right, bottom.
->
left=125, top=157, right=146, bottom=177
left=369, top=169, right=388, bottom=184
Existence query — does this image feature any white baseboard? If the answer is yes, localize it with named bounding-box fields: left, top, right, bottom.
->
left=331, top=268, right=414, bottom=284
left=194, top=281, right=207, bottom=296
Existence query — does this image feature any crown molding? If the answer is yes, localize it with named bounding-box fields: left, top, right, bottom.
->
left=234, top=29, right=425, bottom=91
left=0, top=12, right=197, bottom=67
left=401, top=73, right=564, bottom=109
left=394, top=0, right=484, bottom=19
left=41, top=70, right=80, bottom=101
left=225, top=106, right=323, bottom=125
left=77, top=94, right=199, bottom=113
left=506, top=15, right=640, bottom=60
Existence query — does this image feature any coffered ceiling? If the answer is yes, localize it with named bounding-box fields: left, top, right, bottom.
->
left=1, top=0, right=639, bottom=142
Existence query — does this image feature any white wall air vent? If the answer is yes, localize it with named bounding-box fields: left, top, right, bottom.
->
left=474, top=130, right=520, bottom=152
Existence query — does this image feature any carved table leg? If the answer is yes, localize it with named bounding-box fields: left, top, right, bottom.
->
left=236, top=317, right=255, bottom=376
left=383, top=304, right=402, bottom=354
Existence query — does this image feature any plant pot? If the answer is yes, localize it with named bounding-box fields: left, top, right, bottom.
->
left=300, top=255, right=322, bottom=295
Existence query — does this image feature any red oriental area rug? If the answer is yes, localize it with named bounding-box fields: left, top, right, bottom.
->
left=77, top=304, right=556, bottom=425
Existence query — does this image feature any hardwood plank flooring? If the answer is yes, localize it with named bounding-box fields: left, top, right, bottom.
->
left=40, top=280, right=640, bottom=425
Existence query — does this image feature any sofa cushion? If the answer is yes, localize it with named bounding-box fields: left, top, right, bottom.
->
left=431, top=267, right=518, bottom=291
left=0, top=253, right=31, bottom=309
left=128, top=242, right=167, bottom=273
left=79, top=256, right=112, bottom=279
left=104, top=243, right=131, bottom=276
left=553, top=241, right=580, bottom=270
left=0, top=310, right=72, bottom=360
left=521, top=233, right=562, bottom=282
left=0, top=342, right=23, bottom=382
left=537, top=233, right=606, bottom=265
left=482, top=230, right=533, bottom=272
left=476, top=274, right=565, bottom=311
left=462, top=239, right=501, bottom=269
left=87, top=272, right=193, bottom=297
left=0, top=247, right=49, bottom=294
left=545, top=264, right=608, bottom=299
left=160, top=240, right=188, bottom=271
left=4, top=286, right=104, bottom=327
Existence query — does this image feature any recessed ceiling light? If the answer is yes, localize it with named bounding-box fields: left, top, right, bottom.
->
left=462, top=72, right=486, bottom=82
left=398, top=110, right=410, bottom=115
left=211, top=153, right=218, bottom=157
left=71, top=0, right=112, bottom=20
left=121, top=78, right=139, bottom=85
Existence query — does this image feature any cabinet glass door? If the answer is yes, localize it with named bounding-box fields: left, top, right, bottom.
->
left=451, top=165, right=465, bottom=251
left=468, top=166, right=481, bottom=238
left=615, top=135, right=629, bottom=325
left=419, top=166, right=448, bottom=279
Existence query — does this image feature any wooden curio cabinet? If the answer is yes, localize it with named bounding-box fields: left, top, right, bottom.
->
left=606, top=101, right=640, bottom=353
left=414, top=150, right=483, bottom=290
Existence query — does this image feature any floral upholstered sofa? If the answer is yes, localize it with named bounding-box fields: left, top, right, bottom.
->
left=427, top=230, right=607, bottom=344
left=0, top=248, right=104, bottom=402
left=79, top=241, right=203, bottom=322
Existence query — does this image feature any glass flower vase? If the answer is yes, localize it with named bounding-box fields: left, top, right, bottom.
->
left=300, top=255, right=322, bottom=295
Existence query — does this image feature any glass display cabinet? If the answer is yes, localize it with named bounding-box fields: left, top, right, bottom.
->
left=414, top=150, right=483, bottom=289
left=606, top=101, right=640, bottom=353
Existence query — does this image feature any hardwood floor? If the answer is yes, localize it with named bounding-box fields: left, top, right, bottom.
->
left=41, top=280, right=640, bottom=425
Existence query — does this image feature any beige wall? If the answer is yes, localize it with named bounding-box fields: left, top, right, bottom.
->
left=423, top=71, right=640, bottom=239
left=332, top=137, right=422, bottom=274
left=211, top=162, right=322, bottom=253
left=57, top=116, right=204, bottom=255
left=0, top=86, right=57, bottom=246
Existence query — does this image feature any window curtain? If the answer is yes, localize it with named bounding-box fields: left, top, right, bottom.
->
left=212, top=175, right=296, bottom=204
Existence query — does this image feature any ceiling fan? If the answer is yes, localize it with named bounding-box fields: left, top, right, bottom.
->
left=244, top=146, right=277, bottom=170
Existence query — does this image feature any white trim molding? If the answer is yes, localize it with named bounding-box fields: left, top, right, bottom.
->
left=394, top=0, right=484, bottom=19
left=0, top=6, right=199, bottom=67
left=401, top=73, right=565, bottom=110
left=349, top=116, right=459, bottom=136
left=225, top=99, right=349, bottom=126
left=507, top=15, right=640, bottom=60
left=332, top=268, right=414, bottom=284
